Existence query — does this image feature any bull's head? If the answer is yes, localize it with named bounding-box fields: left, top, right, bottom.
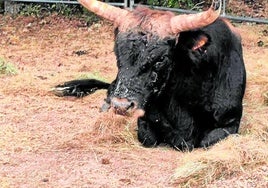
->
left=79, top=0, right=221, bottom=117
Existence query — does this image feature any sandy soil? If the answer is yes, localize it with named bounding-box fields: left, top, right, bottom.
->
left=0, top=14, right=268, bottom=187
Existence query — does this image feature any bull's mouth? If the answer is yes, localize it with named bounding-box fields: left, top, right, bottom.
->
left=101, top=98, right=145, bottom=118
left=113, top=103, right=134, bottom=116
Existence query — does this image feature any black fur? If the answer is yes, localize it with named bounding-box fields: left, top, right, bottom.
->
left=54, top=19, right=246, bottom=151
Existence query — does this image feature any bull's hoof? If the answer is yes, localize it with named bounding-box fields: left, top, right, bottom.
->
left=51, top=85, right=71, bottom=97
left=137, top=128, right=159, bottom=147
left=172, top=140, right=194, bottom=151
left=51, top=84, right=94, bottom=97
left=139, top=136, right=159, bottom=148
left=51, top=79, right=109, bottom=97
left=199, top=128, right=231, bottom=148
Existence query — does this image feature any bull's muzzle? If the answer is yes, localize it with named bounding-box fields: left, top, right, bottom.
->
left=110, top=98, right=145, bottom=118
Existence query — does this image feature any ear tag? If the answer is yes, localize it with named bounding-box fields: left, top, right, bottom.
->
left=192, top=36, right=208, bottom=51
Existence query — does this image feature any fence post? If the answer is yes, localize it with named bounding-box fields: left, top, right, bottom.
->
left=124, top=0, right=128, bottom=8
left=4, top=0, right=22, bottom=14
left=222, top=0, right=226, bottom=16
left=129, top=0, right=134, bottom=10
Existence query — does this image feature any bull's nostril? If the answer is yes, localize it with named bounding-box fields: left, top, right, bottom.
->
left=130, top=102, right=135, bottom=108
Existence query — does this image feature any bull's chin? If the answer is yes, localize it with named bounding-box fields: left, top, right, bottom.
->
left=131, top=108, right=145, bottom=118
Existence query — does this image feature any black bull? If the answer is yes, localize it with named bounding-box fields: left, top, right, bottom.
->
left=53, top=17, right=246, bottom=151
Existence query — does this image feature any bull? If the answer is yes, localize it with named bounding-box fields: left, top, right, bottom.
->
left=53, top=0, right=246, bottom=151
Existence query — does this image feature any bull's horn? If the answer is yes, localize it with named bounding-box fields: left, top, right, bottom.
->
left=78, top=0, right=129, bottom=24
left=170, top=0, right=222, bottom=34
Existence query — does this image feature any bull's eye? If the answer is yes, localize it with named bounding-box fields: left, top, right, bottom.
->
left=151, top=72, right=158, bottom=82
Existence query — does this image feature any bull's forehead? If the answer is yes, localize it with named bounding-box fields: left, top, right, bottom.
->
left=114, top=31, right=176, bottom=72
left=115, top=31, right=176, bottom=59
left=116, top=30, right=176, bottom=46
left=117, top=6, right=176, bottom=38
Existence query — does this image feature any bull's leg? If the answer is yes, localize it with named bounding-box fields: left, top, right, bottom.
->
left=138, top=114, right=195, bottom=151
left=163, top=129, right=195, bottom=151
left=199, top=107, right=241, bottom=148
left=161, top=107, right=196, bottom=151
left=52, top=79, right=110, bottom=97
left=199, top=122, right=239, bottom=148
left=137, top=118, right=160, bottom=147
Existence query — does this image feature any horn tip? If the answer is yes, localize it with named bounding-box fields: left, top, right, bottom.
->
left=211, top=0, right=222, bottom=12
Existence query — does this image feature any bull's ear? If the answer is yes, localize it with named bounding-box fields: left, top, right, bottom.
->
left=177, top=31, right=210, bottom=51
left=191, top=35, right=209, bottom=51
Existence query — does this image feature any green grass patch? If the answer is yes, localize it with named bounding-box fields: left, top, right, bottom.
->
left=77, top=72, right=107, bottom=82
left=0, top=58, right=17, bottom=76
left=18, top=3, right=101, bottom=25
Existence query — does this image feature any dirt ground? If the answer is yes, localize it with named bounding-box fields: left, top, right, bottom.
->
left=0, top=14, right=268, bottom=187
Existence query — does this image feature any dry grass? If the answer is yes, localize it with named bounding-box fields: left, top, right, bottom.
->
left=70, top=111, right=139, bottom=148
left=173, top=134, right=268, bottom=186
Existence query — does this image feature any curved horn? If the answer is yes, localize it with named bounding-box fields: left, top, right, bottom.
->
left=78, top=0, right=129, bottom=24
left=170, top=0, right=222, bottom=34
